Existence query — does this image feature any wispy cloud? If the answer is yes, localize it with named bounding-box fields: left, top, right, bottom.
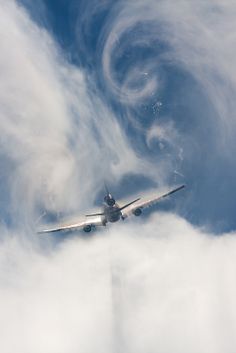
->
left=98, top=0, right=236, bottom=229
left=0, top=0, right=143, bottom=229
left=101, top=0, right=236, bottom=141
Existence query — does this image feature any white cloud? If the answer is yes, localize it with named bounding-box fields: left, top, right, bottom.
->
left=0, top=0, right=145, bottom=228
left=1, top=214, right=236, bottom=353
left=101, top=0, right=236, bottom=158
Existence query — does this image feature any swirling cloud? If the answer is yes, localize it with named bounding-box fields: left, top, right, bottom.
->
left=0, top=0, right=144, bottom=230
left=97, top=0, right=236, bottom=229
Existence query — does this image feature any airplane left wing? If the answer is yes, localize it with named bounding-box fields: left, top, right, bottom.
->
left=121, top=185, right=185, bottom=219
left=37, top=216, right=104, bottom=234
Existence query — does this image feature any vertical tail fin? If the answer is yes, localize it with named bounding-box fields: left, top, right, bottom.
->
left=104, top=182, right=109, bottom=196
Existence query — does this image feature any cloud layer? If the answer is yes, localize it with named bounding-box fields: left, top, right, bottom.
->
left=1, top=214, right=236, bottom=353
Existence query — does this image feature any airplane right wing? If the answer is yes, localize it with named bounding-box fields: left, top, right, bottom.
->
left=37, top=216, right=104, bottom=234
left=121, top=185, right=185, bottom=219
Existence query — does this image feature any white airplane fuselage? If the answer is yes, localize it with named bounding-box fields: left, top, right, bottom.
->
left=103, top=204, right=122, bottom=223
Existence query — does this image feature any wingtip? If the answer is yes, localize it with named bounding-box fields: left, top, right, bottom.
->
left=177, top=184, right=186, bottom=192
left=37, top=230, right=49, bottom=235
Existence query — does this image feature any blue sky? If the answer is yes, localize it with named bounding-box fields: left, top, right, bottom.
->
left=17, top=0, right=236, bottom=234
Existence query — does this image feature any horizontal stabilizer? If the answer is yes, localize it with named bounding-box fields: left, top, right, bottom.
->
left=86, top=212, right=104, bottom=217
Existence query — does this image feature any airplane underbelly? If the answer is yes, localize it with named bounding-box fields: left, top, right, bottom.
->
left=108, top=213, right=120, bottom=223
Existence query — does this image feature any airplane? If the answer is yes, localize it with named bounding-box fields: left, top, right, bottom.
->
left=38, top=184, right=185, bottom=234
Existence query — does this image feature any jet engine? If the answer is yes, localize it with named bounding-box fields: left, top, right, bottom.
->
left=133, top=208, right=142, bottom=216
left=83, top=225, right=92, bottom=232
left=104, top=195, right=115, bottom=206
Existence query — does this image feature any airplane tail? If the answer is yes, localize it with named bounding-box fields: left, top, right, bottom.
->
left=104, top=182, right=116, bottom=206
left=104, top=182, right=110, bottom=196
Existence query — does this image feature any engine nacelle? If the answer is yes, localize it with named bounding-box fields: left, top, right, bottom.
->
left=133, top=208, right=142, bottom=216
left=83, top=225, right=92, bottom=233
left=104, top=195, right=115, bottom=206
